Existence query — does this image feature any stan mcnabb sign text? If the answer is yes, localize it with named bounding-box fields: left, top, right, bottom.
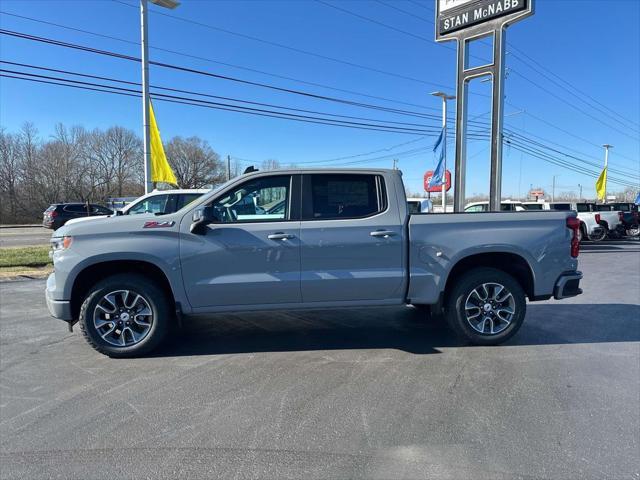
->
left=438, top=0, right=528, bottom=36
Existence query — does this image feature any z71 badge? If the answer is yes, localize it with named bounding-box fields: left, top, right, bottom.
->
left=143, top=220, right=175, bottom=228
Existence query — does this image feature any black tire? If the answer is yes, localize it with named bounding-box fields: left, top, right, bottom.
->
left=589, top=228, right=607, bottom=242
left=445, top=267, right=526, bottom=346
left=79, top=274, right=172, bottom=358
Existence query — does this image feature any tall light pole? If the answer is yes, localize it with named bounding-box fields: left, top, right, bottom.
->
left=431, top=91, right=455, bottom=212
left=141, top=0, right=180, bottom=194
left=602, top=144, right=613, bottom=203
left=551, top=174, right=560, bottom=203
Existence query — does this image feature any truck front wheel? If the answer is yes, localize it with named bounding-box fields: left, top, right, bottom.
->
left=445, top=268, right=526, bottom=346
left=79, top=274, right=171, bottom=358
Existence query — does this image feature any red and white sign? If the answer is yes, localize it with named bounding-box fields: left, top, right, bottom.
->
left=424, top=170, right=452, bottom=193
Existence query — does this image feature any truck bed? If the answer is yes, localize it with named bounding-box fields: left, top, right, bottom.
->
left=406, top=211, right=577, bottom=305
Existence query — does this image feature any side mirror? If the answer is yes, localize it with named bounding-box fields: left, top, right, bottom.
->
left=190, top=205, right=218, bottom=234
left=115, top=210, right=124, bottom=216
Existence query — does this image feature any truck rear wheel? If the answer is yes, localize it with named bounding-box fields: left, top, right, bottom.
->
left=445, top=268, right=526, bottom=346
left=79, top=274, right=171, bottom=358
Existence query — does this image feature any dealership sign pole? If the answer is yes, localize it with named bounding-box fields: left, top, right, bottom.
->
left=435, top=0, right=534, bottom=212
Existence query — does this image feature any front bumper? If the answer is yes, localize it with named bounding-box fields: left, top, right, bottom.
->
left=45, top=273, right=73, bottom=321
left=553, top=271, right=583, bottom=300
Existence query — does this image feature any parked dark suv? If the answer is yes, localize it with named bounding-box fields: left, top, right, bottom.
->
left=43, top=203, right=113, bottom=230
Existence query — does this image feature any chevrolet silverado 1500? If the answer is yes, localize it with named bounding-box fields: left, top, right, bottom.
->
left=46, top=169, right=583, bottom=357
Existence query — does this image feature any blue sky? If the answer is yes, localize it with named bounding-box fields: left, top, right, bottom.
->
left=1, top=0, right=639, bottom=198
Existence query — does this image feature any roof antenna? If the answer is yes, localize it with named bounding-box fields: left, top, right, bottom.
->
left=243, top=166, right=259, bottom=174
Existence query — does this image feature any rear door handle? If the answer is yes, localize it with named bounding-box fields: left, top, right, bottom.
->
left=268, top=232, right=295, bottom=240
left=370, top=230, right=396, bottom=238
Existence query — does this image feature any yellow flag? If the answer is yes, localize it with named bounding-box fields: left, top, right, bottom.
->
left=149, top=101, right=177, bottom=186
left=595, top=167, right=607, bottom=201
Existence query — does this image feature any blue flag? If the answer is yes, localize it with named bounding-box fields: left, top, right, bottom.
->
left=428, top=128, right=446, bottom=188
left=635, top=192, right=640, bottom=205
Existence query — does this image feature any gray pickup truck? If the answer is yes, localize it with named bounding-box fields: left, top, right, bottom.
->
left=46, top=169, right=583, bottom=357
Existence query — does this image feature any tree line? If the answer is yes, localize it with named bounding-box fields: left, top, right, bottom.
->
left=0, top=123, right=227, bottom=223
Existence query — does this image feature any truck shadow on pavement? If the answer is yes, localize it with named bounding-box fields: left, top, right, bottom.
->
left=153, top=303, right=639, bottom=357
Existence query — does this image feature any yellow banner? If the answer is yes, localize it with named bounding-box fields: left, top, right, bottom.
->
left=595, top=167, right=607, bottom=201
left=149, top=101, right=177, bottom=186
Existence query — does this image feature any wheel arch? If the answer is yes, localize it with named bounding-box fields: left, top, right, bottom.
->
left=443, top=252, right=535, bottom=302
left=70, top=260, right=176, bottom=320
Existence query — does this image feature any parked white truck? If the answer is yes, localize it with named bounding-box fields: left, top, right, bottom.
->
left=523, top=202, right=606, bottom=242
left=47, top=169, right=583, bottom=357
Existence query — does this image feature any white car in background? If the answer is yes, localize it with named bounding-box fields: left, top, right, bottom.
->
left=407, top=198, right=433, bottom=214
left=65, top=189, right=208, bottom=227
left=464, top=200, right=526, bottom=212
left=522, top=201, right=606, bottom=242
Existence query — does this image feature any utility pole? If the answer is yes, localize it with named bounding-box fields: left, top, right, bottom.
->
left=431, top=91, right=455, bottom=213
left=602, top=144, right=613, bottom=203
left=392, top=159, right=398, bottom=170
left=140, top=0, right=180, bottom=194
left=552, top=174, right=560, bottom=203
left=227, top=155, right=231, bottom=181
left=578, top=184, right=583, bottom=201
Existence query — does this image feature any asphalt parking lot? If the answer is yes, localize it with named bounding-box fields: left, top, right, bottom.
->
left=1, top=240, right=638, bottom=479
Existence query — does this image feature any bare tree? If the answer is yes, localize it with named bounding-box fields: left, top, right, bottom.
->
left=261, top=159, right=281, bottom=171
left=165, top=136, right=224, bottom=188
left=0, top=123, right=226, bottom=223
left=0, top=129, right=20, bottom=223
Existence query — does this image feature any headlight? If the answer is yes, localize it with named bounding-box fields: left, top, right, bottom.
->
left=51, top=236, right=73, bottom=252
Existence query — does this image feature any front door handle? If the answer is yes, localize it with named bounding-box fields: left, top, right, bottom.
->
left=370, top=230, right=396, bottom=238
left=268, top=232, right=295, bottom=240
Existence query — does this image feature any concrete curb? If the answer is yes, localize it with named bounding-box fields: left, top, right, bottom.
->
left=0, top=273, right=49, bottom=283
left=0, top=224, right=41, bottom=229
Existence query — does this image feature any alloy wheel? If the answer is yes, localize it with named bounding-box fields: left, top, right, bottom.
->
left=93, top=290, right=153, bottom=347
left=464, top=282, right=516, bottom=335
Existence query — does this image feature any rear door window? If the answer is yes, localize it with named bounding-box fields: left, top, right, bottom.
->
left=550, top=203, right=571, bottom=211
left=303, top=174, right=385, bottom=220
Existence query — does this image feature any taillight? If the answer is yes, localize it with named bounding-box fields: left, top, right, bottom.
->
left=566, top=216, right=580, bottom=258
left=50, top=211, right=58, bottom=218
left=634, top=212, right=639, bottom=221
left=595, top=213, right=601, bottom=223
left=618, top=212, right=624, bottom=222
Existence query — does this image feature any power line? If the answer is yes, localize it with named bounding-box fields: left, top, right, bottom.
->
left=380, top=1, right=640, bottom=136
left=0, top=61, right=447, bottom=131
left=6, top=69, right=636, bottom=189
left=0, top=71, right=441, bottom=136
left=6, top=12, right=635, bottom=167
left=108, top=0, right=453, bottom=91
left=2, top=29, right=637, bottom=183
left=320, top=0, right=639, bottom=141
left=506, top=43, right=640, bottom=130
left=0, top=29, right=451, bottom=123
left=0, top=9, right=444, bottom=115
